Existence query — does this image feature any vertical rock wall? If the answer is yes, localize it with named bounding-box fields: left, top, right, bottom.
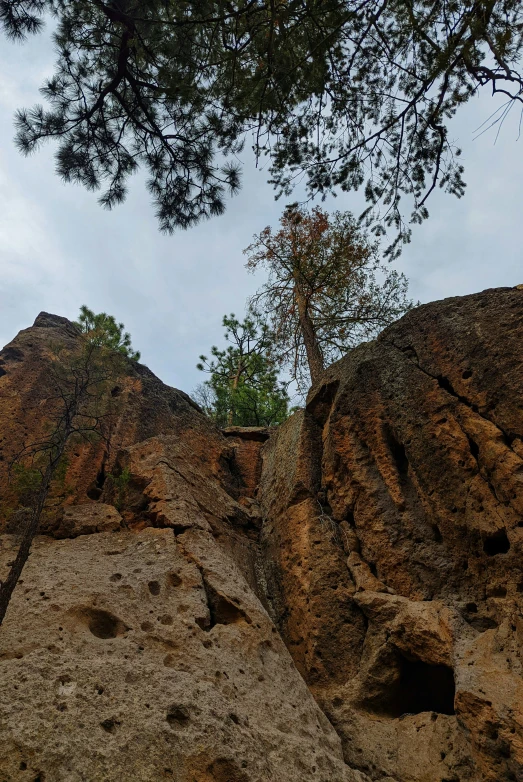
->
left=259, top=287, right=523, bottom=782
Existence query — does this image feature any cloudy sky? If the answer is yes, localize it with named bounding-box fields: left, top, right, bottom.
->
left=0, top=25, right=522, bottom=397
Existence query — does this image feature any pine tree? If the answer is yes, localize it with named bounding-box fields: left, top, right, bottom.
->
left=196, top=313, right=288, bottom=427
left=76, top=305, right=140, bottom=361
left=2, top=1, right=523, bottom=251
left=246, top=206, right=415, bottom=391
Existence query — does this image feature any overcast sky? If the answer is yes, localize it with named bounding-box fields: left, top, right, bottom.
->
left=0, top=26, right=522, bottom=396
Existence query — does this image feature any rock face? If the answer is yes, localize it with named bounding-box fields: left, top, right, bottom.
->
left=0, top=312, right=212, bottom=530
left=260, top=286, right=523, bottom=782
left=1, top=288, right=523, bottom=781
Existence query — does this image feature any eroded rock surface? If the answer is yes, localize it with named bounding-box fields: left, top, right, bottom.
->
left=260, top=286, right=523, bottom=781
left=1, top=288, right=523, bottom=781
left=0, top=312, right=216, bottom=530
left=0, top=529, right=360, bottom=782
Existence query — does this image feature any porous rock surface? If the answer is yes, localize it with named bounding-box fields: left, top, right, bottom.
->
left=260, top=286, right=523, bottom=781
left=1, top=289, right=523, bottom=781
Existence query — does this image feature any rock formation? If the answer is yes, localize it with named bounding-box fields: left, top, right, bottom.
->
left=1, top=287, right=523, bottom=781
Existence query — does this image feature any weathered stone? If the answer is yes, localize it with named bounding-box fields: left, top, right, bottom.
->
left=0, top=312, right=230, bottom=532
left=260, top=286, right=523, bottom=781
left=2, top=289, right=523, bottom=781
left=0, top=529, right=366, bottom=782
left=347, top=552, right=389, bottom=593
left=58, top=502, right=123, bottom=536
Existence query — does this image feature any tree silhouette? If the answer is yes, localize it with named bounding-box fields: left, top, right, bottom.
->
left=1, top=1, right=522, bottom=251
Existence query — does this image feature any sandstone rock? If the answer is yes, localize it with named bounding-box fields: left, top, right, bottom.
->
left=0, top=312, right=230, bottom=532
left=58, top=502, right=123, bottom=536
left=347, top=552, right=389, bottom=593
left=0, top=528, right=366, bottom=782
left=260, top=287, right=523, bottom=781
left=221, top=426, right=271, bottom=498
left=2, top=289, right=523, bottom=781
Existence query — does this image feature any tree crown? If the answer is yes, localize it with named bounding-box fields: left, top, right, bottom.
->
left=246, top=206, right=415, bottom=390
left=2, top=1, right=523, bottom=251
left=75, top=305, right=140, bottom=361
left=196, top=312, right=289, bottom=427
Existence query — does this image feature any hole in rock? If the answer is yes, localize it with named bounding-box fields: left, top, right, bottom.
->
left=467, top=436, right=479, bottom=461
left=483, top=529, right=510, bottom=556
left=82, top=608, right=128, bottom=639
left=0, top=365, right=6, bottom=378
left=432, top=525, right=443, bottom=543
left=100, top=718, right=120, bottom=734
left=464, top=610, right=498, bottom=632
left=148, top=580, right=161, bottom=596
left=489, top=585, right=507, bottom=598
left=166, top=705, right=190, bottom=728
left=202, top=579, right=251, bottom=630
left=168, top=572, right=182, bottom=587
left=368, top=654, right=455, bottom=718
left=383, top=425, right=409, bottom=477
left=86, top=464, right=107, bottom=500
left=462, top=370, right=472, bottom=379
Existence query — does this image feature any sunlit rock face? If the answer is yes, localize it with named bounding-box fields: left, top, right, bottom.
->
left=1, top=287, right=523, bottom=781
left=260, top=286, right=523, bottom=782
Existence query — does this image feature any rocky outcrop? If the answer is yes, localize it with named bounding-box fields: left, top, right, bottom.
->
left=1, top=287, right=523, bottom=781
left=0, top=312, right=214, bottom=530
left=260, top=286, right=523, bottom=782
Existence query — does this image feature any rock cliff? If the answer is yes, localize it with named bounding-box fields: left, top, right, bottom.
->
left=1, top=288, right=523, bottom=781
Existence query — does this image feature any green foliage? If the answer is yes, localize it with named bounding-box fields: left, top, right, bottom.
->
left=108, top=467, right=131, bottom=511
left=195, top=313, right=289, bottom=427
left=3, top=1, right=523, bottom=250
left=76, top=305, right=140, bottom=361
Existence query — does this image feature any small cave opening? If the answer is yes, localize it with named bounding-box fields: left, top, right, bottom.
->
left=0, top=365, right=6, bottom=378
left=483, top=529, right=510, bottom=556
left=369, top=654, right=456, bottom=718
left=200, top=578, right=251, bottom=631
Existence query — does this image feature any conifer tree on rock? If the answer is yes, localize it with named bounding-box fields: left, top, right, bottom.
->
left=0, top=308, right=138, bottom=625
left=196, top=313, right=288, bottom=427
left=246, top=206, right=414, bottom=391
left=76, top=305, right=140, bottom=361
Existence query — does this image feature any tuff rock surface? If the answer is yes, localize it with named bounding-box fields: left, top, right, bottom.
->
left=260, top=286, right=523, bottom=781
left=1, top=289, right=523, bottom=781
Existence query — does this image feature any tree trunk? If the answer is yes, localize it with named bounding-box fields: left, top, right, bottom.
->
left=228, top=363, right=242, bottom=426
left=295, top=286, right=324, bottom=385
left=0, top=464, right=53, bottom=625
